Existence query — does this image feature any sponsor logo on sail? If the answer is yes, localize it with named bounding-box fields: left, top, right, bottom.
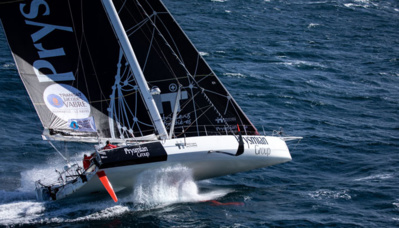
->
left=70, top=121, right=78, bottom=130
left=68, top=117, right=96, bottom=132
left=47, top=94, right=64, bottom=108
left=19, top=0, right=75, bottom=82
left=43, top=84, right=90, bottom=121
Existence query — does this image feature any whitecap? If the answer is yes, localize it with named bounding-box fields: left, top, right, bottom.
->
left=354, top=173, right=393, bottom=181
left=308, top=189, right=352, bottom=200
left=276, top=60, right=325, bottom=69
left=223, top=73, right=247, bottom=78
left=199, top=51, right=209, bottom=56
left=307, top=23, right=320, bottom=29
left=1, top=63, right=15, bottom=69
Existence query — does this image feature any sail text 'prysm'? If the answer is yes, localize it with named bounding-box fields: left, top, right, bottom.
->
left=20, top=0, right=75, bottom=82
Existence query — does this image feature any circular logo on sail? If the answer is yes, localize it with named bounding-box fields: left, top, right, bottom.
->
left=43, top=84, right=91, bottom=121
left=169, top=83, right=177, bottom=92
left=47, top=94, right=64, bottom=108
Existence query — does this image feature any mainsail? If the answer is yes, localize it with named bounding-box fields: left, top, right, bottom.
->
left=0, top=0, right=258, bottom=142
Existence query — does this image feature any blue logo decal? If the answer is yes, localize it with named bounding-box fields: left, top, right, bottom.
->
left=70, top=121, right=79, bottom=130
left=47, top=94, right=64, bottom=108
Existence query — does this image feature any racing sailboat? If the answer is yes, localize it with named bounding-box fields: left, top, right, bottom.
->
left=0, top=0, right=300, bottom=202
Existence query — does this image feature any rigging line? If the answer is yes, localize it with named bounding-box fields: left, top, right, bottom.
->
left=175, top=105, right=213, bottom=137
left=189, top=99, right=221, bottom=130
left=122, top=60, right=133, bottom=82
left=122, top=89, right=139, bottom=133
left=116, top=92, right=124, bottom=137
left=0, top=0, right=23, bottom=4
left=119, top=89, right=133, bottom=131
left=147, top=75, right=188, bottom=84
left=131, top=82, right=146, bottom=137
left=134, top=80, right=138, bottom=119
left=136, top=120, right=154, bottom=128
left=143, top=0, right=185, bottom=64
left=108, top=86, right=116, bottom=138
left=229, top=95, right=257, bottom=134
left=142, top=15, right=157, bottom=71
left=193, top=53, right=200, bottom=78
left=176, top=90, right=200, bottom=114
left=165, top=100, right=211, bottom=121
left=127, top=17, right=150, bottom=36
left=224, top=97, right=231, bottom=115
left=68, top=1, right=91, bottom=102
left=228, top=99, right=246, bottom=134
left=70, top=1, right=108, bottom=107
left=190, top=86, right=199, bottom=136
left=195, top=72, right=214, bottom=84
left=154, top=11, right=184, bottom=63
left=118, top=0, right=127, bottom=14
left=131, top=99, right=146, bottom=137
left=202, top=89, right=229, bottom=99
left=89, top=90, right=138, bottom=104
left=202, top=88, right=233, bottom=132
left=123, top=2, right=156, bottom=35
left=135, top=1, right=184, bottom=80
left=47, top=140, right=68, bottom=162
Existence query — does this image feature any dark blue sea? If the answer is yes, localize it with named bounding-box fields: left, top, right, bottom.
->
left=1, top=0, right=399, bottom=227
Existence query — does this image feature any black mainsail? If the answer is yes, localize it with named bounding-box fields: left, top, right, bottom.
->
left=0, top=0, right=258, bottom=142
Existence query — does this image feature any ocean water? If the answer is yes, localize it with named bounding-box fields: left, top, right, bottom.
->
left=1, top=0, right=399, bottom=227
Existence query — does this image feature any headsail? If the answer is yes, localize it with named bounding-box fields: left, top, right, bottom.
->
left=0, top=0, right=258, bottom=143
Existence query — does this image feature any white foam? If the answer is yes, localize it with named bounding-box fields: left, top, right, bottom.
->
left=131, top=166, right=231, bottom=209
left=0, top=201, right=45, bottom=226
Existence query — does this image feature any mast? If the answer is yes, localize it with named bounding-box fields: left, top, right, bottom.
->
left=101, top=0, right=168, bottom=139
